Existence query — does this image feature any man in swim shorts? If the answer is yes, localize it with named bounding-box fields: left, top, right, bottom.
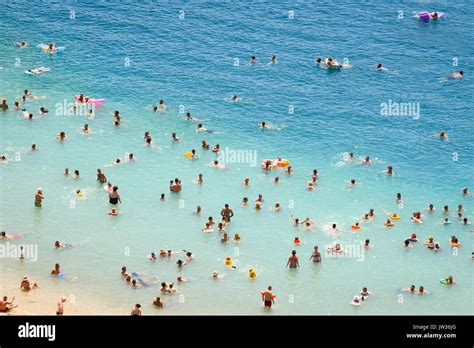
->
left=220, top=204, right=234, bottom=223
left=261, top=286, right=275, bottom=308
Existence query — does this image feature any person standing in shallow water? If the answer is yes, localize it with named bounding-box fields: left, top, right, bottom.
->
left=220, top=204, right=234, bottom=223
left=109, top=186, right=121, bottom=205
left=34, top=188, right=44, bottom=207
left=286, top=250, right=299, bottom=268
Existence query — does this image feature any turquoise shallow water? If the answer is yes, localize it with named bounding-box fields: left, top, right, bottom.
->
left=0, top=1, right=473, bottom=315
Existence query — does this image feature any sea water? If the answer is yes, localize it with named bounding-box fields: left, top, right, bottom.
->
left=0, top=1, right=473, bottom=315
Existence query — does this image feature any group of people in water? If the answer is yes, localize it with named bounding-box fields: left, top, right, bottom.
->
left=1, top=26, right=470, bottom=314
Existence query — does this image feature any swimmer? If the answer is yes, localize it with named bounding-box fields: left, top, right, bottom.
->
left=273, top=202, right=281, bottom=212
left=408, top=233, right=418, bottom=242
left=329, top=224, right=338, bottom=233
left=254, top=201, right=262, bottom=210
left=403, top=239, right=412, bottom=249
left=449, top=236, right=461, bottom=248
left=153, top=100, right=166, bottom=112
left=363, top=239, right=370, bottom=249
left=362, top=156, right=371, bottom=166
left=368, top=209, right=375, bottom=219
left=348, top=179, right=356, bottom=188
left=375, top=63, right=388, bottom=72
left=148, top=252, right=157, bottom=261
left=159, top=193, right=165, bottom=201
left=170, top=178, right=182, bottom=192
left=309, top=246, right=321, bottom=263
left=360, top=287, right=371, bottom=297
left=73, top=170, right=80, bottom=179
left=1, top=231, right=19, bottom=240
left=327, top=243, right=344, bottom=253
left=259, top=122, right=269, bottom=129
left=242, top=197, right=249, bottom=205
left=462, top=187, right=470, bottom=196
left=423, top=237, right=435, bottom=249
left=442, top=275, right=455, bottom=285
left=185, top=251, right=193, bottom=261
left=126, top=153, right=136, bottom=163
left=231, top=95, right=239, bottom=102
left=426, top=204, right=436, bottom=213
left=243, top=177, right=250, bottom=187
left=176, top=259, right=187, bottom=268
left=22, top=109, right=33, bottom=119
left=250, top=56, right=257, bottom=63
left=438, top=217, right=452, bottom=225
left=20, top=276, right=38, bottom=291
left=56, top=131, right=67, bottom=141
left=194, top=205, right=201, bottom=215
left=195, top=173, right=203, bottom=184
left=274, top=177, right=279, bottom=184
left=417, top=286, right=428, bottom=295
left=293, top=237, right=301, bottom=245
left=285, top=166, right=292, bottom=174
left=0, top=99, right=8, bottom=110
left=51, top=263, right=61, bottom=276
left=202, top=223, right=213, bottom=233
left=197, top=123, right=206, bottom=132
left=212, top=271, right=223, bottom=279
left=436, top=131, right=449, bottom=141
left=39, top=107, right=48, bottom=116
left=208, top=217, right=215, bottom=226
left=384, top=166, right=395, bottom=176
left=201, top=140, right=209, bottom=150
left=16, top=41, right=28, bottom=48
left=159, top=249, right=173, bottom=258
left=212, top=144, right=220, bottom=153
left=384, top=219, right=395, bottom=227
left=315, top=57, right=322, bottom=65
left=450, top=71, right=464, bottom=79
left=0, top=155, right=8, bottom=163
left=401, top=285, right=416, bottom=293
left=269, top=55, right=277, bottom=64
left=80, top=124, right=91, bottom=134
left=217, top=223, right=226, bottom=233
left=144, top=137, right=153, bottom=146
left=221, top=233, right=230, bottom=243
left=96, top=169, right=107, bottom=183
left=286, top=250, right=299, bottom=269
left=233, top=233, right=241, bottom=241
left=171, top=132, right=180, bottom=142
left=209, top=160, right=226, bottom=169
left=131, top=304, right=142, bottom=316
left=153, top=297, right=164, bottom=308
left=443, top=205, right=450, bottom=214
left=64, top=168, right=70, bottom=176
left=460, top=217, right=471, bottom=225
left=396, top=193, right=403, bottom=204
